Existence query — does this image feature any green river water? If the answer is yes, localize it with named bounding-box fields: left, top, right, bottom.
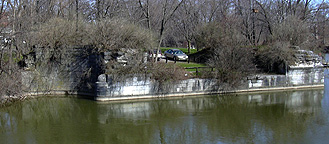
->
left=1, top=88, right=329, bottom=144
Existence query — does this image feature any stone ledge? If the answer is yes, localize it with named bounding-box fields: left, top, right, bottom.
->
left=95, top=84, right=324, bottom=102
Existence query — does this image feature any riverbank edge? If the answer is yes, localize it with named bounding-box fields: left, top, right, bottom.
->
left=94, top=84, right=324, bottom=101
left=0, top=84, right=324, bottom=106
left=0, top=91, right=93, bottom=107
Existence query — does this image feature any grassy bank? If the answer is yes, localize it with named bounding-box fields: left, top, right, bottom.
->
left=176, top=62, right=207, bottom=72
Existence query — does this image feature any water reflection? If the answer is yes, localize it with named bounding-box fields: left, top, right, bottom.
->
left=321, top=54, right=329, bottom=117
left=324, top=67, right=329, bottom=108
left=0, top=89, right=328, bottom=144
left=310, top=55, right=329, bottom=144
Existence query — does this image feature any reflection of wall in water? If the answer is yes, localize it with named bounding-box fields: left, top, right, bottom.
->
left=246, top=90, right=323, bottom=113
left=97, top=90, right=323, bottom=124
left=97, top=102, right=151, bottom=124
left=96, top=98, right=215, bottom=124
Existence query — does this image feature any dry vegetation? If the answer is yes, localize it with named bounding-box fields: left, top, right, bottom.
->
left=0, top=0, right=328, bottom=100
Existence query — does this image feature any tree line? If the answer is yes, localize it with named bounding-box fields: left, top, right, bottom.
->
left=1, top=0, right=328, bottom=48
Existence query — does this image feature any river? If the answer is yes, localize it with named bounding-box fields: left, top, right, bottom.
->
left=0, top=86, right=328, bottom=143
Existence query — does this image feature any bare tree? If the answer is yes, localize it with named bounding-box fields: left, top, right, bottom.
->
left=198, top=0, right=221, bottom=23
left=138, top=0, right=151, bottom=29
left=311, top=1, right=329, bottom=47
left=136, top=0, right=184, bottom=61
left=155, top=0, right=184, bottom=45
left=233, top=0, right=264, bottom=45
left=152, top=0, right=184, bottom=62
left=174, top=0, right=199, bottom=53
left=272, top=15, right=310, bottom=46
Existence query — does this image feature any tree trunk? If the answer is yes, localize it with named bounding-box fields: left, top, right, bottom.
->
left=96, top=0, right=100, bottom=20
left=76, top=0, right=79, bottom=32
left=187, top=40, right=191, bottom=54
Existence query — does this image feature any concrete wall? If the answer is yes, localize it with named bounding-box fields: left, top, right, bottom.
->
left=248, top=68, right=324, bottom=88
left=96, top=75, right=219, bottom=101
left=96, top=68, right=325, bottom=101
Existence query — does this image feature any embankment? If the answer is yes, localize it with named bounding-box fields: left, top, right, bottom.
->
left=96, top=67, right=325, bottom=101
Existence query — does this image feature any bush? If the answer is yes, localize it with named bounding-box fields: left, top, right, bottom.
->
left=149, top=63, right=188, bottom=83
left=255, top=42, right=295, bottom=73
left=195, top=22, right=255, bottom=88
left=207, top=45, right=255, bottom=88
left=90, top=18, right=155, bottom=52
left=109, top=62, right=188, bottom=83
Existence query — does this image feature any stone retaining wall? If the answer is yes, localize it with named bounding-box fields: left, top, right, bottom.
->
left=96, top=75, right=219, bottom=100
left=96, top=68, right=325, bottom=101
left=248, top=68, right=324, bottom=88
left=21, top=47, right=102, bottom=95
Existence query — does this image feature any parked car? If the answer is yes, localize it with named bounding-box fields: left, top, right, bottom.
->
left=148, top=49, right=163, bottom=61
left=164, top=49, right=189, bottom=61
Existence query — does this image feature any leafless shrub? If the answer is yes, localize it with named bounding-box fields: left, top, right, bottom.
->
left=90, top=18, right=157, bottom=80
left=90, top=18, right=156, bottom=52
left=195, top=22, right=255, bottom=89
left=109, top=62, right=188, bottom=83
left=148, top=63, right=188, bottom=83
left=195, top=22, right=226, bottom=50
left=255, top=41, right=295, bottom=73
left=208, top=45, right=255, bottom=88
left=0, top=64, right=22, bottom=97
left=24, top=18, right=89, bottom=71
